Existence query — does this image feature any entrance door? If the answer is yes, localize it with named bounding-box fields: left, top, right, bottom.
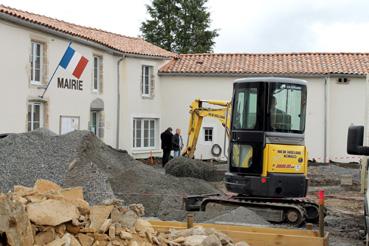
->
left=60, top=116, right=80, bottom=134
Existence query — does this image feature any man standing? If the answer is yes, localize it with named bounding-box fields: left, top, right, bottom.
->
left=172, top=128, right=183, bottom=158
left=161, top=127, right=173, bottom=167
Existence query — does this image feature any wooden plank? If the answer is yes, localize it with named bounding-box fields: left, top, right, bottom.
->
left=149, top=220, right=329, bottom=246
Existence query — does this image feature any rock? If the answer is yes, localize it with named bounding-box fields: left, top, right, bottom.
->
left=108, top=224, right=116, bottom=239
left=27, top=199, right=80, bottom=226
left=129, top=241, right=139, bottom=246
left=34, top=179, right=61, bottom=194
left=89, top=205, right=114, bottom=230
left=128, top=204, right=145, bottom=216
left=35, top=227, right=56, bottom=245
left=47, top=233, right=81, bottom=246
left=134, top=219, right=155, bottom=235
left=55, top=224, right=66, bottom=237
left=66, top=222, right=81, bottom=234
left=76, top=233, right=94, bottom=246
left=80, top=228, right=96, bottom=233
left=112, top=209, right=138, bottom=229
left=202, top=234, right=222, bottom=246
left=173, top=236, right=186, bottom=243
left=183, top=235, right=207, bottom=246
left=99, top=219, right=112, bottom=233
left=235, top=242, right=250, bottom=246
left=13, top=185, right=33, bottom=195
left=0, top=196, right=34, bottom=246
left=214, top=231, right=233, bottom=245
left=120, top=231, right=133, bottom=240
left=60, top=187, right=84, bottom=200
left=169, top=226, right=206, bottom=239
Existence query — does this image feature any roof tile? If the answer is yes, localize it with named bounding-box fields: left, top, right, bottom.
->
left=159, top=53, right=369, bottom=75
left=0, top=5, right=175, bottom=58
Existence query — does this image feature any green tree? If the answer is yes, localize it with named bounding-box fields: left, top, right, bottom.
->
left=140, top=0, right=218, bottom=53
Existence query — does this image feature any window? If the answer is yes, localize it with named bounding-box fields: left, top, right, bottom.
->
left=93, top=56, right=102, bottom=91
left=141, top=65, right=153, bottom=97
left=269, top=83, right=307, bottom=133
left=231, top=144, right=253, bottom=168
left=232, top=86, right=258, bottom=130
left=89, top=111, right=104, bottom=138
left=204, top=127, right=213, bottom=142
left=31, top=41, right=43, bottom=84
left=28, top=102, right=43, bottom=131
left=133, top=118, right=156, bottom=148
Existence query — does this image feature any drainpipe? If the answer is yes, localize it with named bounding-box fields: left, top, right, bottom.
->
left=323, top=76, right=329, bottom=163
left=116, top=56, right=126, bottom=149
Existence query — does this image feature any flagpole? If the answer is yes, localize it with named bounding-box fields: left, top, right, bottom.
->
left=40, top=41, right=72, bottom=98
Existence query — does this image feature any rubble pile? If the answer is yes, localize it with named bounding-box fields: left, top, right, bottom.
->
left=0, top=179, right=249, bottom=246
left=0, top=129, right=221, bottom=218
left=164, top=157, right=218, bottom=181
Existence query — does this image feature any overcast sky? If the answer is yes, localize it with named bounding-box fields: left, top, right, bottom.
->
left=1, top=0, right=369, bottom=53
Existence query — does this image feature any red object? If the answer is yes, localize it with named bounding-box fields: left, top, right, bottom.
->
left=72, top=56, right=89, bottom=79
left=318, top=190, right=325, bottom=205
left=261, top=177, right=267, bottom=183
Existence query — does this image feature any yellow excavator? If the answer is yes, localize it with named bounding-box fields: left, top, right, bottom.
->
left=183, top=99, right=231, bottom=158
left=183, top=77, right=319, bottom=226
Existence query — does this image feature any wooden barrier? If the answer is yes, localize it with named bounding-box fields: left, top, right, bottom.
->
left=149, top=220, right=329, bottom=246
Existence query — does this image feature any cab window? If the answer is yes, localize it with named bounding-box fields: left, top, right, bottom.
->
left=269, top=83, right=306, bottom=133
left=232, top=87, right=258, bottom=130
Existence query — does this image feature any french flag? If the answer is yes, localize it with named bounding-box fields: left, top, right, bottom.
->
left=59, top=46, right=89, bottom=79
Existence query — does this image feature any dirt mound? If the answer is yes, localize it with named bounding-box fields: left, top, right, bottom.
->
left=0, top=129, right=221, bottom=217
left=165, top=157, right=218, bottom=181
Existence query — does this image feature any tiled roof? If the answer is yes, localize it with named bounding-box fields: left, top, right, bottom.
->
left=0, top=5, right=175, bottom=58
left=159, top=53, right=369, bottom=75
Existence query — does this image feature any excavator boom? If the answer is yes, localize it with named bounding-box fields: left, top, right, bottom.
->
left=184, top=99, right=231, bottom=158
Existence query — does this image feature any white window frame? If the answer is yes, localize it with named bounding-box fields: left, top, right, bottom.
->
left=133, top=118, right=156, bottom=149
left=28, top=102, right=44, bottom=131
left=204, top=127, right=213, bottom=142
left=141, top=65, right=151, bottom=97
left=93, top=56, right=101, bottom=92
left=31, top=41, right=43, bottom=85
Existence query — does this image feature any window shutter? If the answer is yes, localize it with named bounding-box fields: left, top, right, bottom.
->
left=98, top=112, right=105, bottom=139
left=150, top=66, right=155, bottom=98
left=140, top=66, right=144, bottom=95
left=99, top=57, right=103, bottom=94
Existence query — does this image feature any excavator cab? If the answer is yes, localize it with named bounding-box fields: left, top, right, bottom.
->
left=225, top=78, right=308, bottom=198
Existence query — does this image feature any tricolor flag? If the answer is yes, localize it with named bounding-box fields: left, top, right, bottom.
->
left=59, top=46, right=89, bottom=79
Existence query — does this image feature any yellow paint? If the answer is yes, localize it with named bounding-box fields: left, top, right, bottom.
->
left=184, top=99, right=231, bottom=158
left=262, top=144, right=307, bottom=176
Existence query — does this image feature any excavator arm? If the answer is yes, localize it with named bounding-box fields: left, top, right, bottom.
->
left=183, top=99, right=231, bottom=158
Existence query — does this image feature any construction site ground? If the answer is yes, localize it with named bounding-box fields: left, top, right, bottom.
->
left=0, top=129, right=365, bottom=245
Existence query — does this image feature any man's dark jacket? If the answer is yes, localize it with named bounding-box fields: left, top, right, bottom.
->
left=161, top=130, right=173, bottom=150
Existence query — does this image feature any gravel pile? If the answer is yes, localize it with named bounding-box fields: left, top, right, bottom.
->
left=165, top=157, right=219, bottom=181
left=0, top=129, right=221, bottom=218
left=205, top=207, right=271, bottom=226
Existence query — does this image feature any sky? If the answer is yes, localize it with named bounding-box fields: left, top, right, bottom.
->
left=1, top=0, right=369, bottom=53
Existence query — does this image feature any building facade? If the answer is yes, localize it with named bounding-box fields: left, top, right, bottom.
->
left=0, top=5, right=173, bottom=159
left=159, top=54, right=369, bottom=163
left=1, top=5, right=369, bottom=163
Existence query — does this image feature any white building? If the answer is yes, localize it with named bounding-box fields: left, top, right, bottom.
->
left=0, top=5, right=173, bottom=159
left=159, top=54, right=369, bottom=163
left=1, top=5, right=369, bottom=163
